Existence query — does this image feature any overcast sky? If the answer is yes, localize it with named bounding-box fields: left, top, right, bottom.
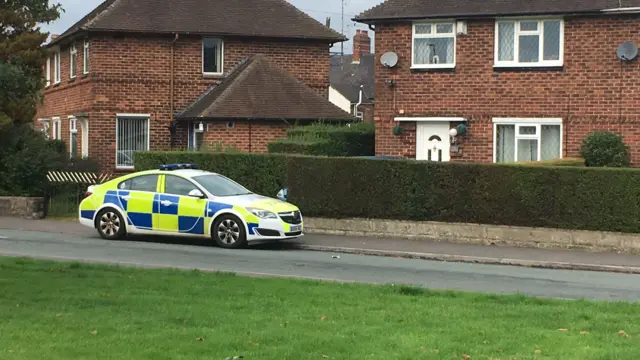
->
left=40, top=0, right=380, bottom=54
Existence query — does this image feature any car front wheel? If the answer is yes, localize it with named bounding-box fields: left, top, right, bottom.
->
left=95, top=208, right=126, bottom=240
left=212, top=214, right=247, bottom=249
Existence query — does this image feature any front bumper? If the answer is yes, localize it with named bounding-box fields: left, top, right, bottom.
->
left=246, top=212, right=304, bottom=241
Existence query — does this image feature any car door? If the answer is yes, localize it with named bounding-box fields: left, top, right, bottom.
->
left=158, top=174, right=207, bottom=235
left=116, top=174, right=160, bottom=230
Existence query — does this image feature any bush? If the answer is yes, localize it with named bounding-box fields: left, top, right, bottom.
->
left=268, top=123, right=374, bottom=156
left=580, top=131, right=630, bottom=167
left=134, top=152, right=287, bottom=196
left=0, top=125, right=67, bottom=196
left=286, top=156, right=640, bottom=233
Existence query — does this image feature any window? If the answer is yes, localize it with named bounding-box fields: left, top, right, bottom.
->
left=53, top=51, right=60, bottom=84
left=202, top=38, right=223, bottom=74
left=192, top=174, right=252, bottom=197
left=69, top=117, right=78, bottom=158
left=70, top=44, right=77, bottom=78
left=412, top=22, right=456, bottom=68
left=495, top=19, right=563, bottom=67
left=83, top=39, right=89, bottom=74
left=493, top=118, right=562, bottom=163
left=52, top=117, right=61, bottom=140
left=118, top=174, right=159, bottom=192
left=45, top=57, right=51, bottom=87
left=116, top=115, right=150, bottom=169
left=165, top=175, right=199, bottom=196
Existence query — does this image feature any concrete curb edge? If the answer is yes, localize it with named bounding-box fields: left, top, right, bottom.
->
left=292, top=244, right=640, bottom=275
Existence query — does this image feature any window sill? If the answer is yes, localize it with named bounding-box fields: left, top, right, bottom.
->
left=203, top=72, right=224, bottom=79
left=410, top=66, right=456, bottom=73
left=493, top=64, right=563, bottom=72
left=69, top=77, right=77, bottom=83
left=53, top=82, right=61, bottom=87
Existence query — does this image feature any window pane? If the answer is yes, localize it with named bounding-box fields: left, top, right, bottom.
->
left=193, top=175, right=252, bottom=197
left=496, top=125, right=515, bottom=163
left=517, top=139, right=539, bottom=161
left=520, top=21, right=538, bottom=31
left=436, top=23, right=453, bottom=33
left=70, top=133, right=78, bottom=158
left=414, top=37, right=454, bottom=65
left=116, top=117, right=148, bottom=168
left=195, top=132, right=204, bottom=151
left=414, top=24, right=431, bottom=34
left=541, top=125, right=561, bottom=160
left=203, top=38, right=222, bottom=73
left=543, top=21, right=561, bottom=61
left=130, top=175, right=159, bottom=192
left=518, top=126, right=536, bottom=135
left=519, top=35, right=539, bottom=63
left=165, top=176, right=199, bottom=196
left=498, top=22, right=515, bottom=61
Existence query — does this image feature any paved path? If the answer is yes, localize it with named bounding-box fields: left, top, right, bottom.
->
left=0, top=226, right=640, bottom=301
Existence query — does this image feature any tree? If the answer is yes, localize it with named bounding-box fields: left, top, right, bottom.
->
left=0, top=0, right=62, bottom=127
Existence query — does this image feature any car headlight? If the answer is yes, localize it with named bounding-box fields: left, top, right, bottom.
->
left=247, top=207, right=277, bottom=219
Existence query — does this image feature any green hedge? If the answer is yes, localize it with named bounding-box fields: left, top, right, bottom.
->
left=134, top=152, right=287, bottom=197
left=286, top=156, right=640, bottom=233
left=513, top=158, right=585, bottom=167
left=268, top=123, right=374, bottom=157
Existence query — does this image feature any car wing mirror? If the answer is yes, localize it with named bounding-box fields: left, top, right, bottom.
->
left=188, top=189, right=206, bottom=199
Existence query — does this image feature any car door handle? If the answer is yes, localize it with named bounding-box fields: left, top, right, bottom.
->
left=161, top=200, right=172, bottom=206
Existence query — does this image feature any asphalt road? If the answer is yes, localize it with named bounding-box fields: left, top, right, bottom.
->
left=1, top=228, right=640, bottom=301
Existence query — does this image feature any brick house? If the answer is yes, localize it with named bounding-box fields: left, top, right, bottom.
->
left=329, top=30, right=375, bottom=123
left=36, top=0, right=353, bottom=171
left=354, top=0, right=640, bottom=164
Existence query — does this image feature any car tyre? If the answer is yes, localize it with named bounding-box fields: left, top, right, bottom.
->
left=212, top=214, right=247, bottom=249
left=95, top=208, right=127, bottom=240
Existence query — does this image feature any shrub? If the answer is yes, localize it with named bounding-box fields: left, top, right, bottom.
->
left=134, top=152, right=287, bottom=196
left=0, top=124, right=67, bottom=196
left=286, top=156, right=640, bottom=233
left=268, top=123, right=374, bottom=156
left=580, top=131, right=630, bottom=167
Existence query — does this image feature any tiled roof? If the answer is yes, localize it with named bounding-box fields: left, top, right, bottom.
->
left=52, top=0, right=345, bottom=45
left=330, top=54, right=375, bottom=104
left=355, top=0, right=640, bottom=22
left=177, top=54, right=356, bottom=122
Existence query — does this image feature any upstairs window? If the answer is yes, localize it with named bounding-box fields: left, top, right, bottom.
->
left=70, top=44, right=77, bottom=78
left=202, top=38, right=224, bottom=75
left=53, top=51, right=60, bottom=84
left=495, top=19, right=563, bottom=67
left=412, top=22, right=456, bottom=68
left=83, top=39, right=89, bottom=74
left=45, top=57, right=51, bottom=87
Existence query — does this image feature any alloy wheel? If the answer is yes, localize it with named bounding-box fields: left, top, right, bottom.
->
left=99, top=211, right=121, bottom=237
left=217, top=219, right=240, bottom=245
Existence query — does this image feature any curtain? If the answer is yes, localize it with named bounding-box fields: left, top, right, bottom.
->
left=496, top=125, right=515, bottom=162
left=541, top=125, right=561, bottom=160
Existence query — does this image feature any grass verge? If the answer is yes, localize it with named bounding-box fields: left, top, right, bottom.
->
left=0, top=257, right=638, bottom=359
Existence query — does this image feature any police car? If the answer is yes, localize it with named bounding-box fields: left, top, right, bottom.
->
left=78, top=164, right=303, bottom=248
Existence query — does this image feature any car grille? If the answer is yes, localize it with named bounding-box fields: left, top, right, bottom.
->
left=285, top=231, right=302, bottom=237
left=255, top=228, right=280, bottom=237
left=278, top=210, right=302, bottom=224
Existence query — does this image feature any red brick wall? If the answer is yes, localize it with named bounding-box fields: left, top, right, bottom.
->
left=36, top=34, right=331, bottom=171
left=200, top=121, right=289, bottom=152
left=373, top=14, right=640, bottom=164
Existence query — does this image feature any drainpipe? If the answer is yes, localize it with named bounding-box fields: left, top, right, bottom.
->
left=170, top=33, right=179, bottom=148
left=353, top=85, right=363, bottom=119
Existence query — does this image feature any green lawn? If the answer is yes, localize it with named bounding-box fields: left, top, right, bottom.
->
left=0, top=257, right=638, bottom=359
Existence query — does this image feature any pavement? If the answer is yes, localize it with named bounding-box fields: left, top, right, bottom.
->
left=1, top=217, right=640, bottom=274
left=1, top=226, right=640, bottom=301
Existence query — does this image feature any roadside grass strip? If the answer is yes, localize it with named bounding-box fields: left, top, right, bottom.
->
left=0, top=257, right=638, bottom=359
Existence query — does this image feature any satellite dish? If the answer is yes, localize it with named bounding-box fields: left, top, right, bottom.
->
left=380, top=51, right=398, bottom=68
left=617, top=42, right=638, bottom=61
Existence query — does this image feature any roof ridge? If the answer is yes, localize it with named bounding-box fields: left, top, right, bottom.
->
left=271, top=0, right=346, bottom=40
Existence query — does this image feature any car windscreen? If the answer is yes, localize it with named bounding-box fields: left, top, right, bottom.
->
left=192, top=174, right=252, bottom=197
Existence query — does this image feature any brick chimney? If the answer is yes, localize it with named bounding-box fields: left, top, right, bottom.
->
left=51, top=34, right=59, bottom=40
left=352, top=29, right=371, bottom=64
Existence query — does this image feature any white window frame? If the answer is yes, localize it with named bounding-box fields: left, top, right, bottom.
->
left=115, top=114, right=151, bottom=170
left=494, top=18, right=564, bottom=68
left=83, top=39, right=89, bottom=74
left=52, top=117, right=61, bottom=140
left=202, top=38, right=224, bottom=75
left=45, top=57, right=51, bottom=87
left=38, top=118, right=51, bottom=139
left=492, top=118, right=563, bottom=163
left=53, top=51, right=60, bottom=84
left=69, top=44, right=77, bottom=79
left=69, top=116, right=78, bottom=158
left=411, top=21, right=456, bottom=69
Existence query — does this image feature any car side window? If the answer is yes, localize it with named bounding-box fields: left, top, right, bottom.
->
left=164, top=175, right=199, bottom=196
left=118, top=175, right=159, bottom=192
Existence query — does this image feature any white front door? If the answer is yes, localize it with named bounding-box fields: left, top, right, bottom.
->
left=416, top=122, right=451, bottom=162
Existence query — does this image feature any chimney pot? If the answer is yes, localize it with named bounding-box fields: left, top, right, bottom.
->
left=51, top=34, right=59, bottom=40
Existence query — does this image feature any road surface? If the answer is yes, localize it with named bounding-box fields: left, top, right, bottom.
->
left=1, top=228, right=639, bottom=301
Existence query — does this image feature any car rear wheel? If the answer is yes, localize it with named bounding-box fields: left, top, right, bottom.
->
left=95, top=208, right=126, bottom=240
left=212, top=214, right=247, bottom=249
